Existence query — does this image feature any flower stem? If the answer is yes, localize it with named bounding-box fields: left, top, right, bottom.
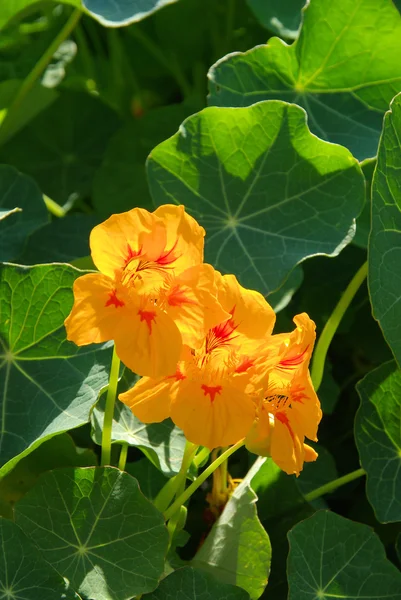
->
left=0, top=8, right=82, bottom=145
left=193, top=446, right=210, bottom=468
left=304, top=468, right=365, bottom=503
left=43, top=195, right=66, bottom=218
left=100, top=346, right=120, bottom=467
left=311, top=261, right=368, bottom=392
left=118, top=442, right=129, bottom=471
left=163, top=439, right=245, bottom=521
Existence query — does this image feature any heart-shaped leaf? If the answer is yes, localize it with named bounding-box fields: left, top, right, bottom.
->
left=15, top=467, right=169, bottom=600
left=209, top=0, right=401, bottom=160
left=147, top=100, right=364, bottom=295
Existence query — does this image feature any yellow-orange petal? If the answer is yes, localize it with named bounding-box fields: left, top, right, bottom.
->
left=170, top=378, right=255, bottom=449
left=119, top=375, right=176, bottom=423
left=217, top=273, right=276, bottom=339
left=153, top=204, right=205, bottom=273
left=115, top=306, right=182, bottom=378
left=64, top=273, right=129, bottom=345
left=274, top=313, right=316, bottom=380
left=90, top=207, right=161, bottom=278
left=304, top=444, right=318, bottom=463
left=164, top=264, right=230, bottom=348
left=270, top=411, right=305, bottom=476
left=245, top=405, right=273, bottom=457
left=290, top=369, right=322, bottom=442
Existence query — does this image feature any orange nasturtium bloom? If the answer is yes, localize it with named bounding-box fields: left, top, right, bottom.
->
left=64, top=205, right=228, bottom=378
left=245, top=313, right=322, bottom=475
left=119, top=273, right=276, bottom=449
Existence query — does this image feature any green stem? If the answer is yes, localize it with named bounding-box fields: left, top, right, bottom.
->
left=304, top=468, right=365, bottom=503
left=100, top=346, right=120, bottom=467
left=164, top=439, right=245, bottom=521
left=0, top=8, right=82, bottom=145
left=193, top=446, right=210, bottom=468
left=118, top=442, right=129, bottom=471
left=43, top=195, right=66, bottom=218
left=311, top=261, right=368, bottom=392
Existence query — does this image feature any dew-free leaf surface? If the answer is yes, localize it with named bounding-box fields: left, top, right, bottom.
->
left=0, top=165, right=48, bottom=262
left=287, top=510, right=401, bottom=599
left=0, top=263, right=111, bottom=474
left=144, top=567, right=250, bottom=599
left=193, top=458, right=271, bottom=599
left=0, top=518, right=78, bottom=600
left=92, top=395, right=187, bottom=476
left=209, top=0, right=401, bottom=160
left=82, top=0, right=180, bottom=27
left=246, top=0, right=304, bottom=38
left=355, top=360, right=401, bottom=523
left=0, top=0, right=79, bottom=31
left=148, top=100, right=364, bottom=295
left=15, top=467, right=169, bottom=600
left=369, top=93, right=401, bottom=368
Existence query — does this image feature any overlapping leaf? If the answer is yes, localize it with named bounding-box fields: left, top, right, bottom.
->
left=246, top=0, right=304, bottom=38
left=0, top=518, right=77, bottom=600
left=145, top=567, right=250, bottom=599
left=193, top=458, right=271, bottom=600
left=0, top=165, right=48, bottom=262
left=148, top=100, right=364, bottom=295
left=15, top=467, right=168, bottom=600
left=82, top=0, right=180, bottom=27
left=369, top=92, right=401, bottom=367
left=92, top=395, right=187, bottom=476
left=355, top=360, right=401, bottom=523
left=287, top=511, right=401, bottom=599
left=209, top=0, right=401, bottom=160
left=0, top=263, right=111, bottom=474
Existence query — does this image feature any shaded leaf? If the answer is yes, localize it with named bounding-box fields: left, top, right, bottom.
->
left=295, top=444, right=338, bottom=509
left=355, top=360, right=401, bottom=523
left=209, top=0, right=401, bottom=160
left=0, top=433, right=96, bottom=519
left=287, top=510, right=401, bottom=599
left=0, top=0, right=79, bottom=31
left=144, top=567, right=249, bottom=599
left=92, top=394, right=187, bottom=476
left=0, top=518, right=77, bottom=599
left=193, top=457, right=271, bottom=600
left=0, top=91, right=120, bottom=204
left=0, top=263, right=111, bottom=475
left=148, top=100, right=364, bottom=295
left=369, top=92, right=401, bottom=367
left=0, top=165, right=48, bottom=261
left=353, top=157, right=375, bottom=249
left=82, top=0, right=180, bottom=27
left=125, top=458, right=167, bottom=501
left=246, top=0, right=304, bottom=38
left=15, top=467, right=168, bottom=600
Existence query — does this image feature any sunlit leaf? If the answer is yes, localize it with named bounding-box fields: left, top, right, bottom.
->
left=0, top=263, right=111, bottom=475
left=145, top=567, right=250, bottom=599
left=82, top=0, right=180, bottom=27
left=0, top=165, right=48, bottom=262
left=287, top=510, right=401, bottom=599
left=148, top=100, right=364, bottom=295
left=209, top=0, right=401, bottom=160
left=0, top=518, right=78, bottom=599
left=16, top=467, right=168, bottom=600
left=355, top=360, right=401, bottom=523
left=369, top=92, right=401, bottom=367
left=193, top=458, right=271, bottom=599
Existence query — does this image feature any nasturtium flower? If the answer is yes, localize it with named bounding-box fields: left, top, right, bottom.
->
left=65, top=205, right=227, bottom=378
left=119, top=274, right=276, bottom=449
left=246, top=314, right=322, bottom=476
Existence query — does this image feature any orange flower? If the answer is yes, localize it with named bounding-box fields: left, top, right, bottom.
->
left=65, top=205, right=227, bottom=378
left=246, top=314, right=322, bottom=475
left=119, top=274, right=276, bottom=449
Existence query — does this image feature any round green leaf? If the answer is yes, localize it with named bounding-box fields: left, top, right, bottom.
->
left=82, top=0, right=180, bottom=27
left=247, top=0, right=304, bottom=38
left=147, top=100, right=364, bottom=295
left=0, top=518, right=78, bottom=599
left=355, top=360, right=401, bottom=523
left=287, top=510, right=401, bottom=599
left=0, top=165, right=48, bottom=262
left=15, top=466, right=169, bottom=600
left=0, top=263, right=111, bottom=474
left=209, top=0, right=401, bottom=160
left=369, top=93, right=401, bottom=368
left=92, top=394, right=187, bottom=476
left=145, top=567, right=249, bottom=599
